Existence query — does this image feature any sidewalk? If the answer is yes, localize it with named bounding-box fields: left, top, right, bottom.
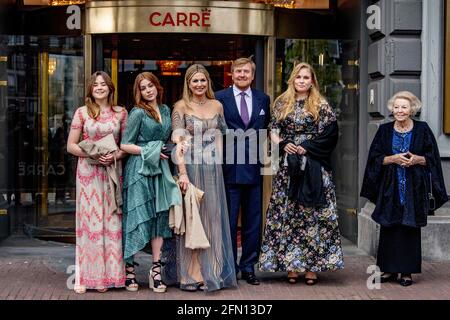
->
left=0, top=236, right=450, bottom=300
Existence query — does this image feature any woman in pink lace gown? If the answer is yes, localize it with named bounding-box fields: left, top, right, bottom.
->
left=67, top=71, right=127, bottom=293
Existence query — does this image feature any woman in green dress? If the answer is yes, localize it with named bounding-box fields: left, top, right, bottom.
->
left=121, top=72, right=181, bottom=293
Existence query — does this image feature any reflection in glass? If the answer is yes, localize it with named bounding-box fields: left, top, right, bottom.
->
left=0, top=35, right=84, bottom=236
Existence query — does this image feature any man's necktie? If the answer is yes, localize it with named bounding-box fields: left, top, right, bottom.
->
left=240, top=91, right=250, bottom=126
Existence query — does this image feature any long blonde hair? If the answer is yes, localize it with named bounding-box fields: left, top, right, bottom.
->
left=133, top=72, right=164, bottom=122
left=85, top=71, right=116, bottom=120
left=274, top=62, right=326, bottom=122
left=182, top=64, right=215, bottom=109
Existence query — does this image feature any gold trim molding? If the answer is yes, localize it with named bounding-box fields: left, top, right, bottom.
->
left=86, top=0, right=274, bottom=36
left=23, top=0, right=85, bottom=5
left=259, top=0, right=329, bottom=9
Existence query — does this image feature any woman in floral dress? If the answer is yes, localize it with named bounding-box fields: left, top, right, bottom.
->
left=67, top=71, right=127, bottom=293
left=259, top=62, right=344, bottom=285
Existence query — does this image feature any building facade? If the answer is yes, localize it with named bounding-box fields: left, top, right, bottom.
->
left=358, top=0, right=450, bottom=260
left=0, top=0, right=448, bottom=259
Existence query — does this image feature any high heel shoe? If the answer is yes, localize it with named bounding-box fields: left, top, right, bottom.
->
left=196, top=282, right=207, bottom=291
left=125, top=262, right=139, bottom=292
left=180, top=282, right=206, bottom=292
left=304, top=272, right=318, bottom=286
left=287, top=272, right=299, bottom=284
left=304, top=277, right=318, bottom=285
left=149, top=260, right=167, bottom=293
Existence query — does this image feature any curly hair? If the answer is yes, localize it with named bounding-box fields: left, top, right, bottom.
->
left=387, top=91, right=422, bottom=116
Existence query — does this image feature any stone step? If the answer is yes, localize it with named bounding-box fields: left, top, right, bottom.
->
left=358, top=201, right=450, bottom=261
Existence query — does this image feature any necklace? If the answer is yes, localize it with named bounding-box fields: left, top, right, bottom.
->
left=394, top=120, right=413, bottom=133
left=192, top=98, right=207, bottom=105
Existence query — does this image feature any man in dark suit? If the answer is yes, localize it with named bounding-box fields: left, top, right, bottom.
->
left=215, top=57, right=270, bottom=285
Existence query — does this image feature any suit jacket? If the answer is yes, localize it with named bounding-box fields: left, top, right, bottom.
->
left=360, top=120, right=448, bottom=227
left=215, top=87, right=270, bottom=184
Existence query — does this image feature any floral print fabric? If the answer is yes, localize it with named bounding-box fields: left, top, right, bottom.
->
left=259, top=100, right=344, bottom=273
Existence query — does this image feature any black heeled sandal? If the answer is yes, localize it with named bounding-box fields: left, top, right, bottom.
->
left=180, top=283, right=198, bottom=292
left=287, top=272, right=299, bottom=284
left=304, top=272, right=318, bottom=286
left=305, top=277, right=318, bottom=285
left=149, top=260, right=167, bottom=293
left=180, top=282, right=206, bottom=292
left=125, top=262, right=139, bottom=292
left=196, top=282, right=207, bottom=291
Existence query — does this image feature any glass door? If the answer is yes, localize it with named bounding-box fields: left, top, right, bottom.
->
left=0, top=35, right=84, bottom=237
left=92, top=32, right=264, bottom=240
left=42, top=50, right=84, bottom=230
left=94, top=33, right=262, bottom=110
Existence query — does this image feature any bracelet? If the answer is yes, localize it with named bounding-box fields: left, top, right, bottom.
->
left=179, top=172, right=187, bottom=176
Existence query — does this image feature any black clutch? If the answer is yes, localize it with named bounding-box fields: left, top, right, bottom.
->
left=162, top=142, right=176, bottom=157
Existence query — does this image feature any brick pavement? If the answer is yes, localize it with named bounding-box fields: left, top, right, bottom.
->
left=1, top=236, right=450, bottom=300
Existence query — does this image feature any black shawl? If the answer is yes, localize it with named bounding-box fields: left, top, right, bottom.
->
left=284, top=120, right=339, bottom=207
left=360, top=120, right=448, bottom=227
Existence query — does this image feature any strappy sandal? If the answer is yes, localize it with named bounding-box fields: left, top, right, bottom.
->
left=181, top=282, right=206, bottom=292
left=287, top=272, right=299, bottom=284
left=305, top=272, right=318, bottom=285
left=305, top=277, right=318, bottom=285
left=288, top=277, right=299, bottom=284
left=125, top=262, right=139, bottom=292
left=180, top=283, right=199, bottom=292
left=96, top=287, right=108, bottom=293
left=196, top=282, right=207, bottom=291
left=149, top=260, right=167, bottom=293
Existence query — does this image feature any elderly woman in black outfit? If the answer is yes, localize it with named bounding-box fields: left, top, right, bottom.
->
left=361, top=91, right=448, bottom=286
